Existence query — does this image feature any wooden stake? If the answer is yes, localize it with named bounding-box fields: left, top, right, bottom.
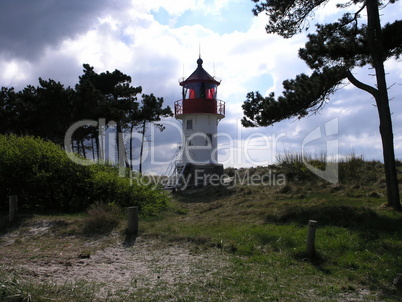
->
left=9, top=195, right=18, bottom=222
left=306, top=220, right=317, bottom=258
left=127, top=206, right=139, bottom=234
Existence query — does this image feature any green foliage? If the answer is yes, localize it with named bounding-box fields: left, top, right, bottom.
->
left=134, top=93, right=173, bottom=126
left=0, top=134, right=170, bottom=214
left=0, top=64, right=171, bottom=167
left=87, top=164, right=170, bottom=216
left=0, top=134, right=90, bottom=212
left=243, top=0, right=402, bottom=133
left=77, top=63, right=142, bottom=128
left=252, top=0, right=329, bottom=38
left=241, top=66, right=346, bottom=127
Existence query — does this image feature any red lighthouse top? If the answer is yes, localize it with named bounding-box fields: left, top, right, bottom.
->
left=175, top=57, right=225, bottom=119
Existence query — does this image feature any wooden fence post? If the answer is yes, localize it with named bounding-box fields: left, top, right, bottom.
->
left=306, top=220, right=317, bottom=258
left=9, top=195, right=18, bottom=222
left=127, top=206, right=139, bottom=234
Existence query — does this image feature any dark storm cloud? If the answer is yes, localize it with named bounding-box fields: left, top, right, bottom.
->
left=0, top=0, right=127, bottom=59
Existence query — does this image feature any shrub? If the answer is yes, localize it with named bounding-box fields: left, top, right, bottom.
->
left=0, top=134, right=170, bottom=214
left=0, top=134, right=92, bottom=212
left=86, top=164, right=170, bottom=216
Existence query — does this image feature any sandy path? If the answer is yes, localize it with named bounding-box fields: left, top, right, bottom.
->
left=0, top=220, right=230, bottom=300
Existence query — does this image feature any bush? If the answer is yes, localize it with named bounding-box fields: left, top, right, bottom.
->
left=0, top=134, right=170, bottom=214
left=0, top=134, right=91, bottom=212
left=86, top=164, right=170, bottom=216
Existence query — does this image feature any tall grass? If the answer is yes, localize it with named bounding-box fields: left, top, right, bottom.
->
left=82, top=202, right=122, bottom=234
left=275, top=151, right=382, bottom=184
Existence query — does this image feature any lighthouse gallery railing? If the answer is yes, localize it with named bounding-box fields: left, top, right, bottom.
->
left=174, top=99, right=225, bottom=117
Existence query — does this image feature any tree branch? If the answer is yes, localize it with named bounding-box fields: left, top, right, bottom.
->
left=346, top=70, right=378, bottom=98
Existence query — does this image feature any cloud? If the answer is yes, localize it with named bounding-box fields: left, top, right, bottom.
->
left=0, top=0, right=129, bottom=60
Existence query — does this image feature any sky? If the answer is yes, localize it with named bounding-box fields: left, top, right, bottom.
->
left=1, top=0, right=402, bottom=175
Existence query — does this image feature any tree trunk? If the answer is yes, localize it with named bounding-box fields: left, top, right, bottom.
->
left=139, top=120, right=146, bottom=174
left=129, top=124, right=135, bottom=171
left=75, top=139, right=80, bottom=155
left=366, top=0, right=401, bottom=210
left=81, top=139, right=86, bottom=159
left=115, top=122, right=129, bottom=168
left=95, top=131, right=100, bottom=162
left=91, top=135, right=96, bottom=161
left=116, top=122, right=122, bottom=163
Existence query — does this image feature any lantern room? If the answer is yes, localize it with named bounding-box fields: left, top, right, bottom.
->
left=175, top=58, right=225, bottom=119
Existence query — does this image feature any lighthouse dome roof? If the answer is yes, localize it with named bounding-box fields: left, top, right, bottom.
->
left=179, top=57, right=221, bottom=86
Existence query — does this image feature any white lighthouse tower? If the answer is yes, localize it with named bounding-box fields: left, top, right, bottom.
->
left=174, top=57, right=225, bottom=186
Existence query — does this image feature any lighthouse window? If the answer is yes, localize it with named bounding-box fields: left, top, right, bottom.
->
left=188, top=89, right=196, bottom=99
left=206, top=88, right=216, bottom=99
left=186, top=119, right=193, bottom=130
left=200, top=82, right=206, bottom=98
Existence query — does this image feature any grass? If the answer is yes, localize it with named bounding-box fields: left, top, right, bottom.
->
left=0, top=272, right=101, bottom=302
left=82, top=202, right=122, bottom=234
left=1, top=156, right=402, bottom=301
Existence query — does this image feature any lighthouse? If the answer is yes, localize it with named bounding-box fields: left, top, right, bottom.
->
left=174, top=57, right=225, bottom=186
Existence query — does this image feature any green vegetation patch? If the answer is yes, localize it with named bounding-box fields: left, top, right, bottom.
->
left=0, top=134, right=170, bottom=215
left=2, top=155, right=402, bottom=301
